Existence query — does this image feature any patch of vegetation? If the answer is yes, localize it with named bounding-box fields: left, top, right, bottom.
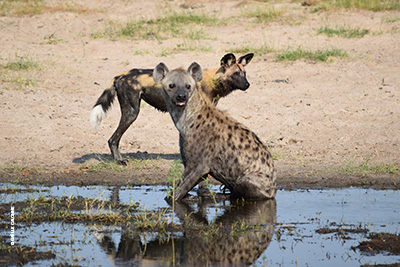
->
left=318, top=25, right=370, bottom=38
left=309, top=0, right=400, bottom=12
left=156, top=10, right=221, bottom=26
left=42, top=2, right=96, bottom=14
left=0, top=0, right=96, bottom=16
left=3, top=194, right=169, bottom=230
left=0, top=185, right=45, bottom=194
left=276, top=47, right=348, bottom=62
left=1, top=165, right=41, bottom=175
left=0, top=74, right=37, bottom=90
left=159, top=42, right=212, bottom=56
left=244, top=6, right=283, bottom=23
left=166, top=160, right=184, bottom=223
left=0, top=0, right=45, bottom=16
left=91, top=10, right=221, bottom=41
left=383, top=16, right=400, bottom=23
left=228, top=44, right=275, bottom=56
left=167, top=160, right=184, bottom=186
left=339, top=159, right=399, bottom=175
left=40, top=33, right=66, bottom=45
left=316, top=223, right=369, bottom=239
left=333, top=0, right=400, bottom=11
left=0, top=54, right=42, bottom=89
left=352, top=233, right=400, bottom=255
left=1, top=54, right=41, bottom=71
left=270, top=150, right=286, bottom=161
left=0, top=239, right=56, bottom=266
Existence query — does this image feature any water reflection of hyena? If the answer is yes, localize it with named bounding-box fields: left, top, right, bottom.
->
left=92, top=199, right=276, bottom=266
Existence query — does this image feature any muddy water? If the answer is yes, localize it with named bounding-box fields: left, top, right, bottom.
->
left=1, top=184, right=399, bottom=266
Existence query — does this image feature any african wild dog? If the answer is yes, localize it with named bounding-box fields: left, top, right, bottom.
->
left=90, top=53, right=254, bottom=165
left=153, top=62, right=276, bottom=202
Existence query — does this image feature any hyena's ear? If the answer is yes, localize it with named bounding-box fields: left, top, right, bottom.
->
left=238, top=53, right=254, bottom=67
left=187, top=62, right=203, bottom=82
left=153, top=63, right=169, bottom=84
left=220, top=53, right=236, bottom=68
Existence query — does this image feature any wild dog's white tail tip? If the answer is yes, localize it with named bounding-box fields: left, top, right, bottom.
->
left=90, top=105, right=105, bottom=130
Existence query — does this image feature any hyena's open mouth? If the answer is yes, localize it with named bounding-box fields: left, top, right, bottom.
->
left=173, top=100, right=187, bottom=107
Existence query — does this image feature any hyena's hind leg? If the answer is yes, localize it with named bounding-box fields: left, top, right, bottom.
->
left=108, top=87, right=141, bottom=165
left=232, top=172, right=276, bottom=199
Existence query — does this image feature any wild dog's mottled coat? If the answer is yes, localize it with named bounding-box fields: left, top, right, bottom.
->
left=154, top=62, right=276, bottom=202
left=90, top=53, right=254, bottom=165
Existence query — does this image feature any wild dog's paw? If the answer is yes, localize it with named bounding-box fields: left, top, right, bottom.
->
left=116, top=160, right=128, bottom=166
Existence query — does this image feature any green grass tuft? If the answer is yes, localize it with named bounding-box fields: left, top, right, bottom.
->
left=1, top=54, right=41, bottom=71
left=318, top=25, right=370, bottom=38
left=41, top=33, right=66, bottom=45
left=244, top=6, right=283, bottom=23
left=312, top=0, right=400, bottom=12
left=160, top=42, right=212, bottom=57
left=332, top=0, right=400, bottom=11
left=154, top=10, right=221, bottom=26
left=340, top=159, right=399, bottom=175
left=0, top=0, right=45, bottom=16
left=277, top=47, right=348, bottom=62
left=91, top=10, right=220, bottom=41
left=0, top=0, right=96, bottom=16
left=383, top=16, right=400, bottom=23
left=228, top=44, right=275, bottom=56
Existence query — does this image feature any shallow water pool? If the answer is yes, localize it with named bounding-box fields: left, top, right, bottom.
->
left=1, top=184, right=399, bottom=266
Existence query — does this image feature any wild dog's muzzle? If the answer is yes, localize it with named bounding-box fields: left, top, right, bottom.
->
left=243, top=81, right=250, bottom=90
left=239, top=80, right=250, bottom=91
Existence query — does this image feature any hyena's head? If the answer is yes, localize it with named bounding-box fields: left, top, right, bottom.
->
left=153, top=62, right=203, bottom=108
left=218, top=53, right=254, bottom=91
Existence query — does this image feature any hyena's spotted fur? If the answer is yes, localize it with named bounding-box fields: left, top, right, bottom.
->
left=153, top=62, right=276, bottom=202
left=90, top=53, right=254, bottom=165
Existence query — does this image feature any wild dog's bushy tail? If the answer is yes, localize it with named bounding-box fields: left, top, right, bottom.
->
left=90, top=84, right=117, bottom=129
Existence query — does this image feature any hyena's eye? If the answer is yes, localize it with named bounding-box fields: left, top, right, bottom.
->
left=186, top=84, right=191, bottom=90
left=169, top=83, right=175, bottom=89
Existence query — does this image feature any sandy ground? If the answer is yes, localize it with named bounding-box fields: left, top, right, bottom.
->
left=0, top=0, right=399, bottom=189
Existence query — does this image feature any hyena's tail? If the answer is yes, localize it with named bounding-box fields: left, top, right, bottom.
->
left=90, top=81, right=117, bottom=129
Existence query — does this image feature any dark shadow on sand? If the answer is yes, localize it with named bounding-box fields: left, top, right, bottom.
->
left=72, top=151, right=181, bottom=164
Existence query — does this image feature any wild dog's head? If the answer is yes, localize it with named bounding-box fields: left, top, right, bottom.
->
left=218, top=53, right=254, bottom=91
left=153, top=62, right=203, bottom=108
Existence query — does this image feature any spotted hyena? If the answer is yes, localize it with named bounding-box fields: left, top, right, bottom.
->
left=153, top=62, right=276, bottom=202
left=90, top=53, right=254, bottom=165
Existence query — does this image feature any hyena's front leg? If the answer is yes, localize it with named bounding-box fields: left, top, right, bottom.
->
left=166, top=164, right=210, bottom=203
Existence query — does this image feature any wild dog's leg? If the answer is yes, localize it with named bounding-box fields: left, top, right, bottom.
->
left=108, top=88, right=141, bottom=165
left=166, top=164, right=210, bottom=203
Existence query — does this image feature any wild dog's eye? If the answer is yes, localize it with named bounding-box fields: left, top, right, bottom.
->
left=169, top=83, right=175, bottom=89
left=186, top=84, right=191, bottom=90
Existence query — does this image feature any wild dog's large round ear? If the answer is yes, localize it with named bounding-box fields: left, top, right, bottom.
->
left=238, top=53, right=254, bottom=67
left=153, top=63, right=169, bottom=84
left=220, top=53, right=236, bottom=68
left=187, top=62, right=203, bottom=82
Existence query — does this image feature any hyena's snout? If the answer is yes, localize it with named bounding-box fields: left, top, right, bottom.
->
left=173, top=91, right=188, bottom=107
